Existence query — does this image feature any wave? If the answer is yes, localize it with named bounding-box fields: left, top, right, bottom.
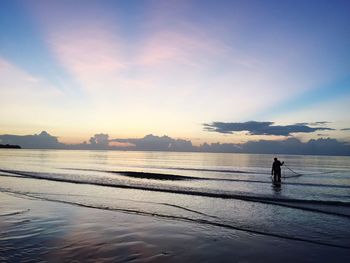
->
left=169, top=167, right=338, bottom=177
left=94, top=166, right=257, bottom=174
left=1, top=169, right=350, bottom=219
left=61, top=168, right=350, bottom=189
left=9, top=191, right=218, bottom=219
left=1, top=189, right=350, bottom=250
left=62, top=166, right=261, bottom=174
left=162, top=166, right=259, bottom=174
left=63, top=166, right=338, bottom=177
left=0, top=209, right=30, bottom=217
left=111, top=171, right=196, bottom=180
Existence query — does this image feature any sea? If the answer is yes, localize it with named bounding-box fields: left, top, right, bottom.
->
left=0, top=149, right=350, bottom=261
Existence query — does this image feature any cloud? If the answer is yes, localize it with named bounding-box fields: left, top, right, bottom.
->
left=0, top=131, right=64, bottom=149
left=137, top=30, right=228, bottom=67
left=110, top=134, right=196, bottom=152
left=203, top=121, right=334, bottom=136
left=0, top=131, right=349, bottom=156
left=199, top=137, right=350, bottom=156
left=49, top=28, right=125, bottom=95
left=30, top=0, right=127, bottom=99
left=295, top=121, right=330, bottom=126
left=311, top=121, right=330, bottom=126
left=0, top=58, right=62, bottom=105
left=0, top=58, right=68, bottom=131
left=0, top=132, right=195, bottom=152
left=89, top=133, right=109, bottom=145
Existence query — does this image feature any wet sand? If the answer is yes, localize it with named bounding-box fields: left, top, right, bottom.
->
left=1, top=192, right=350, bottom=262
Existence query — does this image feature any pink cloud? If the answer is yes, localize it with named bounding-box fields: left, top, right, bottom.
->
left=50, top=28, right=125, bottom=88
left=28, top=1, right=127, bottom=95
left=136, top=30, right=229, bottom=67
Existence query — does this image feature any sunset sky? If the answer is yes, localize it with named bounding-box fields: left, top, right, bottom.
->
left=1, top=0, right=349, bottom=145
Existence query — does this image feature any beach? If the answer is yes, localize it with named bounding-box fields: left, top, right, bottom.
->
left=2, top=192, right=350, bottom=263
left=1, top=149, right=350, bottom=262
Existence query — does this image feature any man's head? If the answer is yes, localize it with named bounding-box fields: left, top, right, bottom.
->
left=274, top=157, right=277, bottom=161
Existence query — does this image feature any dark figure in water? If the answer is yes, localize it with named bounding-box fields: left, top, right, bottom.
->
left=271, top=157, right=284, bottom=183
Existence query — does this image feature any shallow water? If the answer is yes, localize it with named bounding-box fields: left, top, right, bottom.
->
left=1, top=149, right=350, bottom=261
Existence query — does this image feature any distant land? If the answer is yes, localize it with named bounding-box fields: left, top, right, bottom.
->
left=0, top=144, right=21, bottom=149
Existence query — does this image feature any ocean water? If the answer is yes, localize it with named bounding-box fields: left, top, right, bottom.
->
left=1, top=149, right=350, bottom=261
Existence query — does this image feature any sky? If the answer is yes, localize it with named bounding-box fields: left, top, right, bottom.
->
left=0, top=0, right=349, bottom=147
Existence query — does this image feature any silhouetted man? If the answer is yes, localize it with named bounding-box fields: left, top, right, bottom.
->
left=271, top=157, right=284, bottom=183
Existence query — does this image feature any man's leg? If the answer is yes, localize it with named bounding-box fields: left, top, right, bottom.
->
left=277, top=171, right=281, bottom=182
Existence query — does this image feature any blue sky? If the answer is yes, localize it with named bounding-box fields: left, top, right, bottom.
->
left=0, top=0, right=349, bottom=144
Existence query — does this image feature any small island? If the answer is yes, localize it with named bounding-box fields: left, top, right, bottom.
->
left=0, top=144, right=21, bottom=149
